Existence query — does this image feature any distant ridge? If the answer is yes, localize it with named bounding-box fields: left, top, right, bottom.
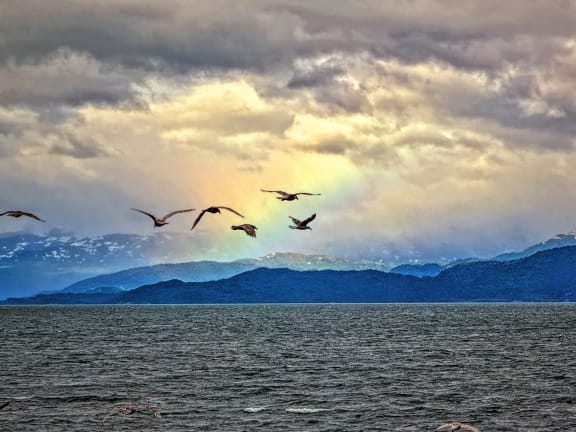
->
left=4, top=246, right=576, bottom=305
left=61, top=252, right=389, bottom=294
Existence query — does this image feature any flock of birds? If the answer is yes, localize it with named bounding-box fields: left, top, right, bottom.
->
left=0, top=189, right=322, bottom=238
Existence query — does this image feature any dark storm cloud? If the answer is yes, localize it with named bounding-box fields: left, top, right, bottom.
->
left=3, top=0, right=571, bottom=74
left=0, top=1, right=288, bottom=71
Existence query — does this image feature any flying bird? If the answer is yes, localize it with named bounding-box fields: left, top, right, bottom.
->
left=191, top=206, right=244, bottom=230
left=0, top=210, right=45, bottom=222
left=289, top=213, right=316, bottom=230
left=131, top=208, right=195, bottom=228
left=231, top=224, right=258, bottom=238
left=436, top=422, right=480, bottom=432
left=261, top=189, right=321, bottom=201
left=0, top=401, right=10, bottom=411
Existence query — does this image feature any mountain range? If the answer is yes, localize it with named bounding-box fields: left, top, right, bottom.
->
left=2, top=229, right=576, bottom=301
left=4, top=246, right=576, bottom=304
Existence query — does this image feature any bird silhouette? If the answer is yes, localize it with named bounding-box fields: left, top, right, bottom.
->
left=289, top=213, right=316, bottom=230
left=191, top=206, right=244, bottom=230
left=0, top=210, right=45, bottom=222
left=261, top=189, right=321, bottom=201
left=231, top=224, right=258, bottom=238
left=131, top=208, right=195, bottom=228
left=0, top=401, right=10, bottom=411
left=436, top=422, right=480, bottom=432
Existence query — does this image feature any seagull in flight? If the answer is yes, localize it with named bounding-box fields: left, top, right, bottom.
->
left=191, top=206, right=244, bottom=230
left=261, top=189, right=321, bottom=201
left=436, top=422, right=480, bottom=432
left=131, top=208, right=195, bottom=228
left=231, top=224, right=258, bottom=238
left=0, top=210, right=45, bottom=222
left=289, top=213, right=316, bottom=230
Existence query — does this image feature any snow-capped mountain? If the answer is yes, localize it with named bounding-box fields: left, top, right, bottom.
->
left=0, top=229, right=199, bottom=266
left=0, top=229, right=202, bottom=299
left=236, top=251, right=390, bottom=271
left=494, top=230, right=576, bottom=261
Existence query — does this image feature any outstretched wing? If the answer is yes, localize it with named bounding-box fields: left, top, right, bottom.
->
left=218, top=207, right=244, bottom=218
left=0, top=401, right=10, bottom=411
left=261, top=189, right=288, bottom=197
left=289, top=216, right=302, bottom=225
left=294, top=192, right=321, bottom=196
left=22, top=212, right=46, bottom=222
left=301, top=213, right=316, bottom=226
left=190, top=209, right=208, bottom=230
left=131, top=208, right=157, bottom=222
left=163, top=208, right=195, bottom=220
left=460, top=425, right=480, bottom=432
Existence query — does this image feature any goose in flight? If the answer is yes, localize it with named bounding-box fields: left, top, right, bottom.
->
left=231, top=224, right=258, bottom=238
left=261, top=189, right=321, bottom=201
left=436, top=422, right=480, bottom=432
left=0, top=210, right=45, bottom=222
left=289, top=213, right=316, bottom=230
left=191, top=206, right=244, bottom=230
left=131, top=208, right=195, bottom=228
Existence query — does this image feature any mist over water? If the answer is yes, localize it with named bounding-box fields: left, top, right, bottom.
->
left=1, top=304, right=575, bottom=431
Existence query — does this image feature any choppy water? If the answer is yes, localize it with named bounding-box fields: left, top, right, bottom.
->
left=1, top=304, right=575, bottom=431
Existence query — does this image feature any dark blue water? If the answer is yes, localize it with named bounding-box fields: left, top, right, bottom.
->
left=1, top=304, right=575, bottom=431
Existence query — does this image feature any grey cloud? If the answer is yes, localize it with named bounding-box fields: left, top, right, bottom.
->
left=48, top=132, right=111, bottom=159
left=2, top=0, right=573, bottom=74
left=0, top=49, right=141, bottom=107
left=287, top=64, right=344, bottom=89
left=0, top=106, right=113, bottom=159
left=0, top=0, right=574, bottom=160
left=0, top=136, right=19, bottom=158
left=299, top=138, right=357, bottom=155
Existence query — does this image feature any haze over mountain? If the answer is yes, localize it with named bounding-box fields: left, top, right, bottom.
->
left=0, top=230, right=207, bottom=299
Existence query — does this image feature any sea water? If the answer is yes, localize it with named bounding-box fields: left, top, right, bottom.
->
left=0, top=304, right=575, bottom=431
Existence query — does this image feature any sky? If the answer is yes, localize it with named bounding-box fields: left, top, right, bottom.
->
left=1, top=0, right=576, bottom=262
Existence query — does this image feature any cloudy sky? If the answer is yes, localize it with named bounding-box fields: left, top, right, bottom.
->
left=1, top=0, right=576, bottom=261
